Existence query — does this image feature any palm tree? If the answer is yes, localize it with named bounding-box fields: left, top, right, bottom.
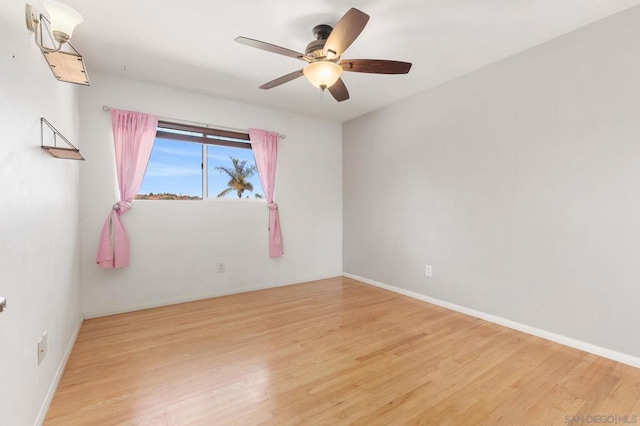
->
left=215, top=157, right=258, bottom=198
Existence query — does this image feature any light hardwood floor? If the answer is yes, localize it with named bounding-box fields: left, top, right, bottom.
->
left=45, top=277, right=640, bottom=425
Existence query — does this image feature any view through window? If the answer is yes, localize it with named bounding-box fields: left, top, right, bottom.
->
left=137, top=122, right=264, bottom=200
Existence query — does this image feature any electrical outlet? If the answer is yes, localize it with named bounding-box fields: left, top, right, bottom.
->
left=217, top=262, right=225, bottom=273
left=425, top=265, right=432, bottom=277
left=37, top=332, right=48, bottom=365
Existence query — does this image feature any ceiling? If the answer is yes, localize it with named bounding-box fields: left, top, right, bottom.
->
left=61, top=0, right=639, bottom=123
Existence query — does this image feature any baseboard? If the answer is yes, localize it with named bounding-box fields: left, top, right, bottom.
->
left=83, top=274, right=341, bottom=319
left=343, top=272, right=640, bottom=369
left=34, top=315, right=84, bottom=426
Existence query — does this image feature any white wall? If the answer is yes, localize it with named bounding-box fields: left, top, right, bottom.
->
left=344, top=6, right=640, bottom=359
left=0, top=1, right=83, bottom=424
left=79, top=73, right=342, bottom=317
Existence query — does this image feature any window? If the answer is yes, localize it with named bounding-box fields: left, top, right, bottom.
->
left=137, top=121, right=264, bottom=200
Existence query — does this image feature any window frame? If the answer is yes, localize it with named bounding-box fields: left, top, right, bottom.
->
left=156, top=121, right=251, bottom=150
left=138, top=120, right=262, bottom=200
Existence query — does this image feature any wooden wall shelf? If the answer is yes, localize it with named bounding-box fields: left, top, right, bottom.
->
left=41, top=117, right=85, bottom=161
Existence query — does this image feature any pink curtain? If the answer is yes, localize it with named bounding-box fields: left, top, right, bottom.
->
left=249, top=128, right=283, bottom=258
left=96, top=109, right=158, bottom=268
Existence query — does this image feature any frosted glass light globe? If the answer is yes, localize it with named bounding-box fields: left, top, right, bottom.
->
left=304, top=61, right=343, bottom=90
left=43, top=0, right=83, bottom=43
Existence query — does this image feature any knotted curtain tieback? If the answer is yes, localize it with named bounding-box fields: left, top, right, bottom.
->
left=113, top=201, right=132, bottom=214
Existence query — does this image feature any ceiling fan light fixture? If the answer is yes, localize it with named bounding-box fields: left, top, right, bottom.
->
left=303, top=61, right=343, bottom=90
left=235, top=8, right=410, bottom=102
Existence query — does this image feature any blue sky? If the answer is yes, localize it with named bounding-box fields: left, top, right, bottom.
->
left=138, top=138, right=264, bottom=198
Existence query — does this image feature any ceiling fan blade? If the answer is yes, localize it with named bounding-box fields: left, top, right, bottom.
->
left=259, top=69, right=304, bottom=90
left=340, top=59, right=412, bottom=74
left=235, top=37, right=306, bottom=61
left=323, top=8, right=370, bottom=60
left=328, top=78, right=349, bottom=102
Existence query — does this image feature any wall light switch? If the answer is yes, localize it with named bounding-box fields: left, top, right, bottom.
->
left=37, top=332, right=48, bottom=365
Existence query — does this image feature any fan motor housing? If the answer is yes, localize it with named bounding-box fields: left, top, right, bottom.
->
left=305, top=24, right=333, bottom=58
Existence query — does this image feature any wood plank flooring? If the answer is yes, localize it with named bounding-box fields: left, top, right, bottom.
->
left=45, top=277, right=640, bottom=425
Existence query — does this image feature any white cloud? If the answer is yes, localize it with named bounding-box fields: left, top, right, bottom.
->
left=145, top=163, right=200, bottom=178
left=153, top=145, right=201, bottom=157
left=207, top=153, right=255, bottom=163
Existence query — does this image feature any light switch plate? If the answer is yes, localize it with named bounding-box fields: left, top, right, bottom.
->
left=38, top=332, right=48, bottom=365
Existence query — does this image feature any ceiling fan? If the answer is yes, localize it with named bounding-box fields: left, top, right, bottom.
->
left=235, top=8, right=412, bottom=102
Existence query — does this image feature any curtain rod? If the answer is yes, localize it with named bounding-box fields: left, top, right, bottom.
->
left=101, top=105, right=286, bottom=139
